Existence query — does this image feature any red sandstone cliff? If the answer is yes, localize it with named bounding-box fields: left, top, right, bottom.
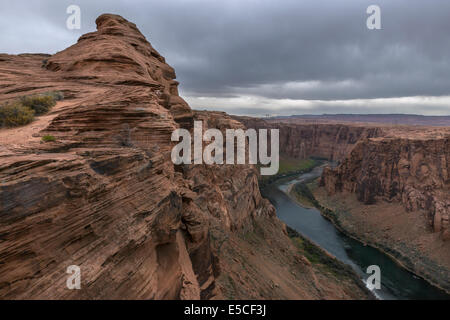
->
left=0, top=13, right=204, bottom=299
left=321, top=137, right=450, bottom=240
left=0, top=14, right=369, bottom=299
left=235, top=116, right=382, bottom=161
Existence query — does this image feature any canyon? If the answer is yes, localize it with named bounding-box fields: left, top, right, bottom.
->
left=238, top=116, right=450, bottom=293
left=0, top=14, right=372, bottom=299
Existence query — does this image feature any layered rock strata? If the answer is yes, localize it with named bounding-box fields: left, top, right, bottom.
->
left=321, top=137, right=450, bottom=240
left=0, top=14, right=369, bottom=299
left=235, top=116, right=382, bottom=162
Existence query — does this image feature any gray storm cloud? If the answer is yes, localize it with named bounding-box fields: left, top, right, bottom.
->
left=1, top=0, right=449, bottom=115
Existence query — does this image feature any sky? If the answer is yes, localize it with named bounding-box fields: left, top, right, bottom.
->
left=1, top=0, right=450, bottom=116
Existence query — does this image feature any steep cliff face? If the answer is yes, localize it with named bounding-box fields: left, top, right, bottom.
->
left=235, top=117, right=382, bottom=161
left=321, top=137, right=450, bottom=240
left=0, top=14, right=269, bottom=299
left=0, top=14, right=370, bottom=299
left=0, top=13, right=205, bottom=299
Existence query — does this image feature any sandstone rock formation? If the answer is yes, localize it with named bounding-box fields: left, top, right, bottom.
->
left=235, top=116, right=382, bottom=162
left=321, top=137, right=450, bottom=240
left=0, top=13, right=202, bottom=299
left=0, top=14, right=370, bottom=299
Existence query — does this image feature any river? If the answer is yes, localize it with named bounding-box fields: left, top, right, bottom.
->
left=260, top=165, right=450, bottom=300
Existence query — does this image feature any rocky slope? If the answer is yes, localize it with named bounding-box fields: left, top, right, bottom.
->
left=0, top=14, right=370, bottom=299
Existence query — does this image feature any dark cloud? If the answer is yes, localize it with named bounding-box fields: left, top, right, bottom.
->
left=1, top=0, right=450, bottom=114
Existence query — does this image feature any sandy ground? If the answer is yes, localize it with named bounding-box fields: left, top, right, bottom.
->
left=0, top=101, right=71, bottom=154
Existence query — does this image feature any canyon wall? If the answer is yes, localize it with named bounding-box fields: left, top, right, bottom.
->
left=321, top=137, right=450, bottom=240
left=0, top=14, right=369, bottom=299
left=238, top=116, right=449, bottom=241
left=235, top=116, right=382, bottom=162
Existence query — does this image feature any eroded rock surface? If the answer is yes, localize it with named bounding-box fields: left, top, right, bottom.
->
left=0, top=14, right=370, bottom=299
left=321, top=138, right=450, bottom=240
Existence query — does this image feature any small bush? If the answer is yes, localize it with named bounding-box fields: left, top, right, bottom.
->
left=46, top=91, right=64, bottom=101
left=41, top=135, right=56, bottom=142
left=0, top=102, right=35, bottom=127
left=20, top=94, right=56, bottom=115
left=0, top=91, right=63, bottom=128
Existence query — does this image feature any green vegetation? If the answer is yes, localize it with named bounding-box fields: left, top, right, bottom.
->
left=0, top=91, right=63, bottom=128
left=278, top=157, right=316, bottom=174
left=290, top=181, right=321, bottom=208
left=0, top=101, right=35, bottom=127
left=20, top=95, right=55, bottom=115
left=290, top=180, right=340, bottom=225
left=41, top=135, right=56, bottom=142
left=46, top=90, right=65, bottom=101
left=258, top=156, right=320, bottom=186
left=290, top=188, right=314, bottom=207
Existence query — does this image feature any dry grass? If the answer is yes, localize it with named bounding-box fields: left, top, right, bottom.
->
left=0, top=91, right=62, bottom=128
left=0, top=101, right=35, bottom=127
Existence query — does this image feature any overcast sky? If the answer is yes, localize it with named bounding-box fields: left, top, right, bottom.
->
left=1, top=0, right=450, bottom=116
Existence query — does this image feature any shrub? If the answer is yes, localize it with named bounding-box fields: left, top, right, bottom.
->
left=46, top=91, right=64, bottom=101
left=20, top=94, right=56, bottom=115
left=41, top=135, right=56, bottom=142
left=0, top=91, right=63, bottom=128
left=0, top=102, right=35, bottom=128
